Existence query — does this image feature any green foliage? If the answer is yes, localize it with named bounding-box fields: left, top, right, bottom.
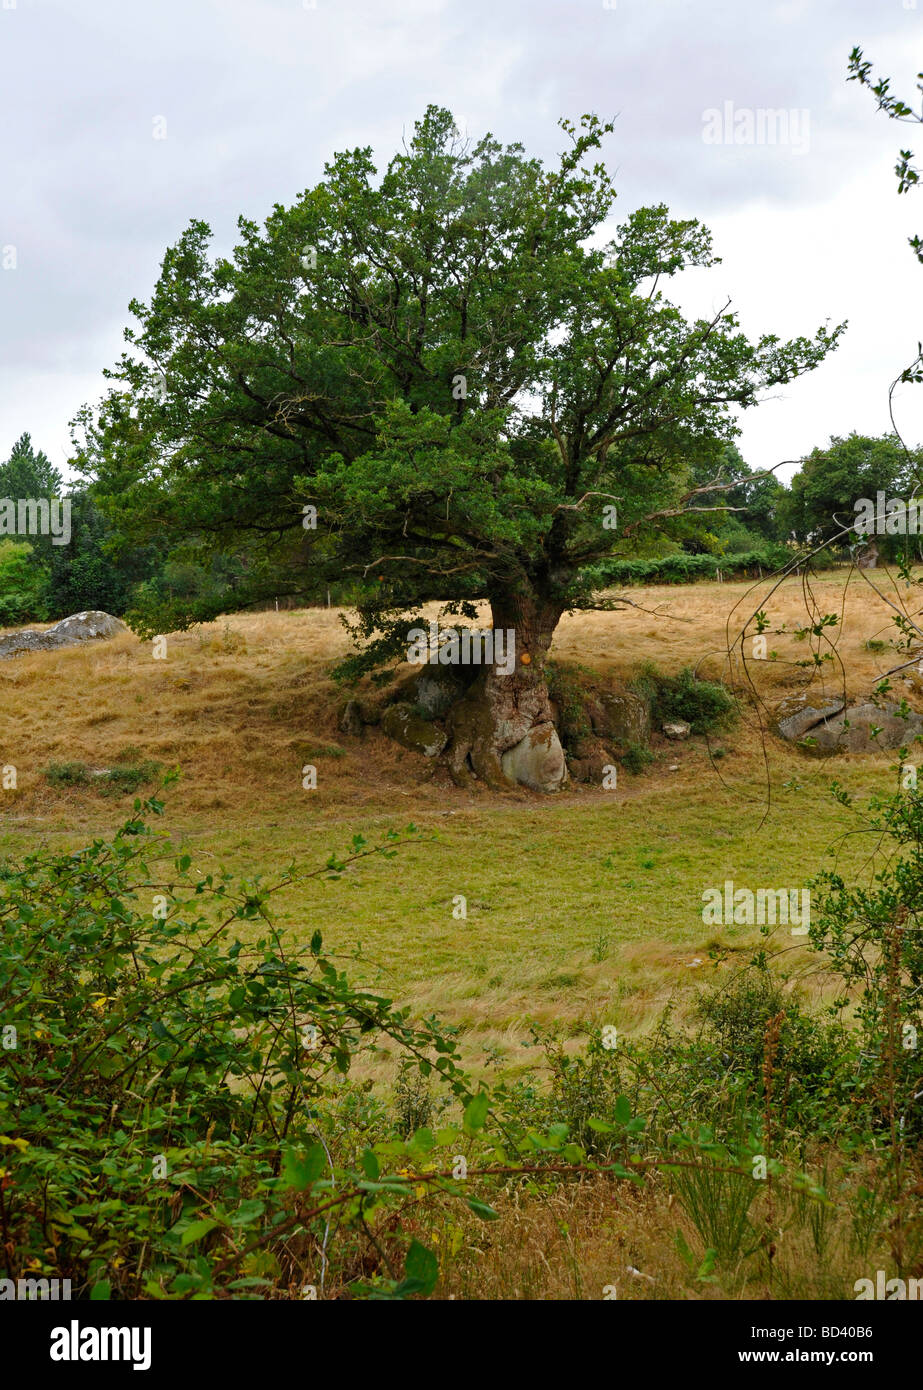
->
left=542, top=1033, right=627, bottom=1154
left=782, top=433, right=922, bottom=553
left=0, top=540, right=50, bottom=625
left=0, top=432, right=63, bottom=499
left=620, top=740, right=654, bottom=774
left=2, top=784, right=914, bottom=1297
left=630, top=663, right=736, bottom=735
left=810, top=775, right=923, bottom=1136
left=76, top=107, right=841, bottom=676
left=683, top=442, right=791, bottom=548
left=848, top=47, right=923, bottom=262
left=695, top=967, right=849, bottom=1123
left=393, top=1058, right=441, bottom=1138
left=0, top=433, right=172, bottom=623
left=589, top=547, right=791, bottom=587
left=45, top=491, right=164, bottom=619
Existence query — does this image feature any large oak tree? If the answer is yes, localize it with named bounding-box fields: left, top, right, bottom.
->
left=76, top=108, right=842, bottom=789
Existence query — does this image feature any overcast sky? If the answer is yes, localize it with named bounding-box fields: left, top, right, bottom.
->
left=1, top=0, right=921, bottom=483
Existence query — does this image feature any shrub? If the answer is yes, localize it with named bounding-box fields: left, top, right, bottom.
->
left=811, top=776, right=923, bottom=1139
left=542, top=1033, right=626, bottom=1154
left=0, top=792, right=481, bottom=1299
left=630, top=664, right=737, bottom=735
left=585, top=546, right=793, bottom=588
left=694, top=967, right=850, bottom=1126
left=620, top=740, right=654, bottom=774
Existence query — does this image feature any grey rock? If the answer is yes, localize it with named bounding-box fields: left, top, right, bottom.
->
left=662, top=720, right=691, bottom=740
left=774, top=694, right=846, bottom=741
left=380, top=702, right=448, bottom=757
left=391, top=665, right=475, bottom=719
left=500, top=721, right=568, bottom=792
left=797, top=701, right=923, bottom=756
left=337, top=699, right=365, bottom=737
left=0, top=610, right=127, bottom=660
left=411, top=670, right=467, bottom=718
left=587, top=690, right=651, bottom=747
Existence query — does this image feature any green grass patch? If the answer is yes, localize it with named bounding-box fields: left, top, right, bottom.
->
left=43, top=759, right=163, bottom=796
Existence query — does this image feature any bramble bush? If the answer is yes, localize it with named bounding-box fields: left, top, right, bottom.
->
left=0, top=785, right=499, bottom=1299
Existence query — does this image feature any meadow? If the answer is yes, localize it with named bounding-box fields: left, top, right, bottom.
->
left=4, top=569, right=920, bottom=1300
left=0, top=568, right=909, bottom=1065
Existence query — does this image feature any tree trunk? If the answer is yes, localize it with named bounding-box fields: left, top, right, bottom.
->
left=445, top=586, right=568, bottom=791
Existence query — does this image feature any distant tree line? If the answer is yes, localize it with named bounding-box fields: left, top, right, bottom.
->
left=679, top=433, right=923, bottom=566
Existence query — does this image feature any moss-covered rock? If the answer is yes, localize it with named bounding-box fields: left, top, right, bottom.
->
left=587, top=690, right=650, bottom=748
left=380, top=702, right=448, bottom=757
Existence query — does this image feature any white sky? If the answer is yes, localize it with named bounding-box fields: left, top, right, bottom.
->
left=1, top=0, right=922, bottom=484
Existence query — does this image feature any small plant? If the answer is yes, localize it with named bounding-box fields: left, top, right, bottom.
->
left=590, top=928, right=610, bottom=964
left=102, top=760, right=163, bottom=795
left=43, top=760, right=92, bottom=787
left=393, top=1058, right=436, bottom=1138
left=669, top=1140, right=759, bottom=1267
left=620, top=741, right=654, bottom=774
left=542, top=1033, right=625, bottom=1154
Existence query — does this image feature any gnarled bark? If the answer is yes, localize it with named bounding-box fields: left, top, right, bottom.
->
left=444, top=588, right=568, bottom=791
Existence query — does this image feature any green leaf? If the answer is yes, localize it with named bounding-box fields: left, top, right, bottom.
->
left=463, top=1092, right=489, bottom=1134
left=404, top=1238, right=438, bottom=1295
left=466, top=1197, right=499, bottom=1221
left=674, top=1229, right=695, bottom=1270
left=360, top=1149, right=380, bottom=1181
left=408, top=1126, right=434, bottom=1154
left=180, top=1218, right=220, bottom=1246
left=614, top=1094, right=632, bottom=1125
left=90, top=1280, right=112, bottom=1300
left=281, top=1143, right=327, bottom=1191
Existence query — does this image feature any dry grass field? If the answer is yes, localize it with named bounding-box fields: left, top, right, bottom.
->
left=0, top=567, right=916, bottom=1073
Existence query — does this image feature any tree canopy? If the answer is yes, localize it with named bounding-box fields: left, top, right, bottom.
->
left=783, top=433, right=923, bottom=551
left=76, top=108, right=842, bottom=653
